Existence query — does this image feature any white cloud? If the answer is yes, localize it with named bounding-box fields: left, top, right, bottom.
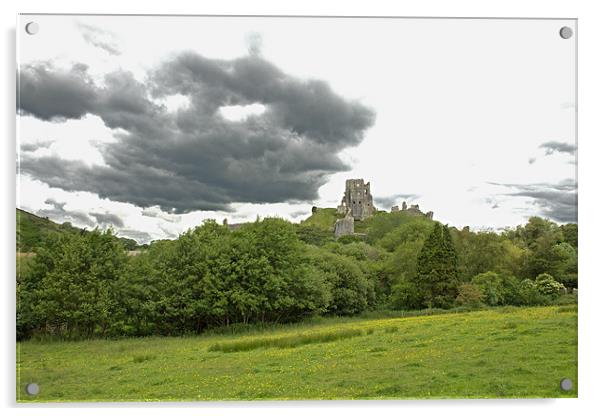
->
left=219, top=103, right=266, bottom=122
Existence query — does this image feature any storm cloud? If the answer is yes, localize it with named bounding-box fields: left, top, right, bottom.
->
left=489, top=179, right=577, bottom=223
left=20, top=141, right=53, bottom=152
left=18, top=63, right=98, bottom=121
left=18, top=53, right=375, bottom=213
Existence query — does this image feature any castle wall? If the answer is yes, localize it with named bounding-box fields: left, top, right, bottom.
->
left=338, top=178, right=374, bottom=221
left=334, top=216, right=354, bottom=239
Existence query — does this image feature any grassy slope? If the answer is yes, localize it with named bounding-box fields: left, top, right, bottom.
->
left=299, top=208, right=434, bottom=237
left=16, top=208, right=70, bottom=253
left=17, top=306, right=577, bottom=401
left=299, top=208, right=342, bottom=230
left=16, top=208, right=139, bottom=252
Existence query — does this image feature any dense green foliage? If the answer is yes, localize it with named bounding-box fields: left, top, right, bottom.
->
left=17, top=209, right=577, bottom=340
left=18, top=229, right=128, bottom=338
left=18, top=306, right=577, bottom=401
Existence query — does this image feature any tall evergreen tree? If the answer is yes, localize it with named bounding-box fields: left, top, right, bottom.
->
left=415, top=223, right=459, bottom=308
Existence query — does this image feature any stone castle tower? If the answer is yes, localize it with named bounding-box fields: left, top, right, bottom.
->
left=336, top=179, right=374, bottom=221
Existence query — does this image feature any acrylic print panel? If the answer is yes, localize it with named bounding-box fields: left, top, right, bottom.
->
left=16, top=15, right=577, bottom=402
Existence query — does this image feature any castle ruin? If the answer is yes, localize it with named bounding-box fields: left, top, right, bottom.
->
left=334, top=179, right=374, bottom=239
left=336, top=179, right=375, bottom=221
left=391, top=202, right=434, bottom=219
left=333, top=178, right=433, bottom=239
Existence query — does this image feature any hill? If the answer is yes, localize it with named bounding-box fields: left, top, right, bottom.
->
left=299, top=208, right=343, bottom=230
left=300, top=207, right=436, bottom=239
left=16, top=208, right=139, bottom=252
left=17, top=305, right=577, bottom=401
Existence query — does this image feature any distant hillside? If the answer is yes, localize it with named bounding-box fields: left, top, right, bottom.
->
left=299, top=208, right=343, bottom=230
left=300, top=207, right=436, bottom=240
left=16, top=208, right=139, bottom=252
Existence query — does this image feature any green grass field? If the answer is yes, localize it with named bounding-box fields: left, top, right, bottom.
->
left=17, top=306, right=577, bottom=402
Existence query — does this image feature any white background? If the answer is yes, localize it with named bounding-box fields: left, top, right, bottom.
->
left=2, top=1, right=601, bottom=415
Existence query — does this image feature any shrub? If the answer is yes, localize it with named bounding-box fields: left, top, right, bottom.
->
left=472, top=271, right=504, bottom=306
left=455, top=283, right=484, bottom=308
left=18, top=228, right=128, bottom=339
left=390, top=278, right=424, bottom=310
left=518, top=279, right=549, bottom=305
left=535, top=273, right=566, bottom=298
left=295, top=225, right=335, bottom=246
left=337, top=235, right=365, bottom=245
left=305, top=247, right=371, bottom=315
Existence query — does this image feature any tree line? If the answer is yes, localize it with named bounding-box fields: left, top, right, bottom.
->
left=17, top=213, right=577, bottom=340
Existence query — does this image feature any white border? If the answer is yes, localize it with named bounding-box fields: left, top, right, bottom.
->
left=3, top=1, right=601, bottom=415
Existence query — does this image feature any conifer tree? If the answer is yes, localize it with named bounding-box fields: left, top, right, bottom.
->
left=415, top=223, right=459, bottom=308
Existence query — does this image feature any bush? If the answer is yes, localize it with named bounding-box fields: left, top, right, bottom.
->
left=337, top=235, right=365, bottom=245
left=305, top=247, right=371, bottom=315
left=18, top=228, right=128, bottom=339
left=455, top=283, right=484, bottom=308
left=295, top=225, right=335, bottom=246
left=472, top=271, right=504, bottom=306
left=535, top=273, right=566, bottom=298
left=518, top=279, right=550, bottom=306
left=390, top=278, right=424, bottom=310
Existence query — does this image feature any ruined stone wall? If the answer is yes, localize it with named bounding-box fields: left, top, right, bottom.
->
left=334, top=215, right=355, bottom=239
left=337, top=178, right=374, bottom=220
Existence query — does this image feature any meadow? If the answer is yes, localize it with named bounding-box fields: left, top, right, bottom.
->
left=17, top=305, right=577, bottom=402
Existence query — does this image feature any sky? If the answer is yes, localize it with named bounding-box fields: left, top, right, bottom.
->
left=17, top=15, right=577, bottom=243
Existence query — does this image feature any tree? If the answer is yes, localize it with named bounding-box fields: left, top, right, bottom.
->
left=560, top=223, right=578, bottom=249
left=306, top=247, right=370, bottom=315
left=20, top=229, right=128, bottom=338
left=548, top=243, right=578, bottom=288
left=415, top=223, right=459, bottom=308
left=390, top=277, right=424, bottom=310
left=455, top=231, right=526, bottom=281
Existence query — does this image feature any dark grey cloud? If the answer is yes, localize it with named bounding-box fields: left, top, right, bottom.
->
left=20, top=141, right=53, bottom=152
left=18, top=53, right=375, bottom=213
left=37, top=198, right=95, bottom=228
left=528, top=157, right=536, bottom=165
left=373, top=193, right=419, bottom=209
left=90, top=212, right=124, bottom=228
left=540, top=141, right=576, bottom=156
left=489, top=179, right=577, bottom=223
left=77, top=23, right=121, bottom=56
left=18, top=63, right=97, bottom=121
